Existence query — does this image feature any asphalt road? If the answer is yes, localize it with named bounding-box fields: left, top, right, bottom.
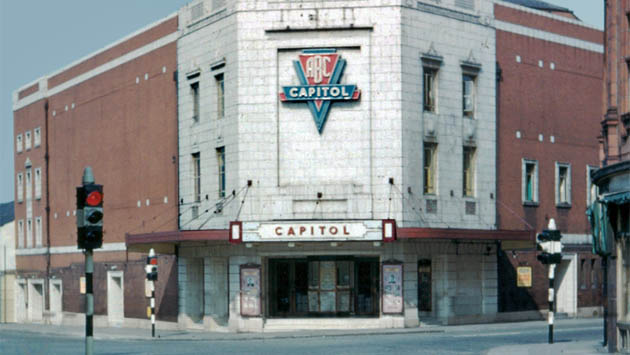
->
left=0, top=321, right=602, bottom=355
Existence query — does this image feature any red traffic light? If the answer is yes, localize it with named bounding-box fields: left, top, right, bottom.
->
left=149, top=257, right=158, bottom=265
left=86, top=191, right=103, bottom=206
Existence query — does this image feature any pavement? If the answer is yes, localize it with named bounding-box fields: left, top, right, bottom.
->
left=0, top=318, right=609, bottom=354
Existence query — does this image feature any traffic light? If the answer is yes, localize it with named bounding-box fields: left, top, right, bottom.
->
left=146, top=249, right=158, bottom=281
left=77, top=184, right=104, bottom=250
left=536, top=227, right=562, bottom=264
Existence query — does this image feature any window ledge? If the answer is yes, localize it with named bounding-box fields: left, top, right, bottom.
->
left=556, top=203, right=572, bottom=209
left=523, top=201, right=539, bottom=207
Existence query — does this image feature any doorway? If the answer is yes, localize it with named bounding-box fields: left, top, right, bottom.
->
left=268, top=257, right=379, bottom=318
left=107, top=271, right=124, bottom=325
left=418, top=259, right=432, bottom=313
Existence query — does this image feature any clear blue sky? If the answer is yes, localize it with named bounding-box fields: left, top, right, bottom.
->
left=0, top=0, right=605, bottom=204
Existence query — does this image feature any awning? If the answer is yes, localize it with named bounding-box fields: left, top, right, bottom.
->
left=126, top=229, right=228, bottom=253
left=398, top=228, right=534, bottom=249
left=600, top=191, right=630, bottom=205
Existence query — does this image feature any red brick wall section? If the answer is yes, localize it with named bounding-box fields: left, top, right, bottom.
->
left=495, top=4, right=603, bottom=44
left=496, top=30, right=603, bottom=234
left=47, top=16, right=177, bottom=90
left=13, top=100, right=48, bottom=270
left=46, top=42, right=178, bottom=248
left=18, top=83, right=39, bottom=100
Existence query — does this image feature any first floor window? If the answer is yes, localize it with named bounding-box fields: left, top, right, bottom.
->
left=463, top=146, right=476, bottom=197
left=192, top=152, right=201, bottom=203
left=556, top=162, right=571, bottom=206
left=17, top=172, right=23, bottom=202
left=423, top=143, right=437, bottom=194
left=462, top=74, right=476, bottom=118
left=191, top=81, right=200, bottom=123
left=522, top=159, right=538, bottom=203
left=423, top=67, right=437, bottom=112
left=217, top=147, right=225, bottom=198
left=17, top=219, right=24, bottom=248
left=216, top=73, right=224, bottom=119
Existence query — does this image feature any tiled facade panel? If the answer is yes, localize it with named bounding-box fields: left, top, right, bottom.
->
left=47, top=43, right=178, bottom=248
left=401, top=4, right=496, bottom=229
left=494, top=4, right=603, bottom=44
left=178, top=11, right=238, bottom=230
left=496, top=30, right=602, bottom=233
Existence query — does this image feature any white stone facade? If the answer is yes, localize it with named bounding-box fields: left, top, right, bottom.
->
left=177, top=0, right=497, bottom=331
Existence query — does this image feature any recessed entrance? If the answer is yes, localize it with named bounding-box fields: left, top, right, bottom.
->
left=268, top=257, right=379, bottom=318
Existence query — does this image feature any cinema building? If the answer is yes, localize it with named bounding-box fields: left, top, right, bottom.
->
left=125, top=0, right=535, bottom=332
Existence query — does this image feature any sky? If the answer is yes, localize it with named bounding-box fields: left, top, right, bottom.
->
left=0, top=0, right=605, bottom=204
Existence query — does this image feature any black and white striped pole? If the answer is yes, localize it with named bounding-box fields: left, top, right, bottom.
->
left=536, top=218, right=562, bottom=345
left=77, top=167, right=104, bottom=355
left=548, top=262, right=556, bottom=344
left=146, top=249, right=158, bottom=338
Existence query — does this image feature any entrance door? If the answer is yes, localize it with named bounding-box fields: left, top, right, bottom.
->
left=269, top=259, right=308, bottom=316
left=418, top=259, right=432, bottom=312
left=269, top=257, right=379, bottom=317
left=107, top=271, right=124, bottom=326
left=355, top=259, right=379, bottom=315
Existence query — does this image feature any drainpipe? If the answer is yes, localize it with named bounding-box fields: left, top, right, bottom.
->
left=44, top=100, right=51, bottom=311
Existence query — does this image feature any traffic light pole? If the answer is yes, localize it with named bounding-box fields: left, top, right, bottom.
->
left=548, top=263, right=556, bottom=344
left=85, top=248, right=93, bottom=355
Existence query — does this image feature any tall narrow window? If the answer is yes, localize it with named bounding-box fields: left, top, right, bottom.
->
left=25, top=130, right=32, bottom=150
left=462, top=75, right=476, bottom=117
left=522, top=159, right=538, bottom=204
left=463, top=147, right=476, bottom=197
left=192, top=152, right=201, bottom=203
left=556, top=162, right=571, bottom=206
left=17, top=219, right=24, bottom=248
left=17, top=172, right=23, bottom=202
left=35, top=168, right=42, bottom=200
left=26, top=169, right=32, bottom=200
left=34, top=127, right=41, bottom=147
left=26, top=218, right=32, bottom=248
left=423, top=143, right=437, bottom=194
left=16, top=134, right=23, bottom=153
left=216, top=74, right=224, bottom=119
left=191, top=82, right=200, bottom=123
left=423, top=68, right=437, bottom=112
left=216, top=147, right=225, bottom=198
left=35, top=217, right=42, bottom=247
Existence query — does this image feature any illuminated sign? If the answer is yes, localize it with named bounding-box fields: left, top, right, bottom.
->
left=279, top=49, right=360, bottom=134
left=242, top=221, right=382, bottom=242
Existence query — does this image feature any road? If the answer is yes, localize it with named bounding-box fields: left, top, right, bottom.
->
left=0, top=319, right=603, bottom=355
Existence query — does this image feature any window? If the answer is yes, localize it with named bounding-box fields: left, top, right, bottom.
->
left=17, top=219, right=24, bottom=248
left=191, top=82, right=200, bottom=123
left=590, top=259, right=597, bottom=289
left=555, top=162, right=571, bottom=206
left=587, top=165, right=598, bottom=206
left=25, top=130, right=32, bottom=150
left=35, top=217, right=42, bottom=247
left=26, top=218, right=32, bottom=248
left=580, top=259, right=586, bottom=289
left=16, top=134, right=23, bottom=153
left=192, top=152, right=201, bottom=203
left=34, top=127, right=41, bottom=147
left=522, top=159, right=538, bottom=204
left=26, top=169, right=32, bottom=200
left=35, top=168, right=42, bottom=200
left=423, top=68, right=437, bottom=112
left=216, top=73, right=224, bottom=119
left=17, top=172, right=23, bottom=202
left=423, top=143, right=437, bottom=194
left=462, top=75, right=476, bottom=117
left=463, top=147, right=476, bottom=197
left=217, top=147, right=225, bottom=198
